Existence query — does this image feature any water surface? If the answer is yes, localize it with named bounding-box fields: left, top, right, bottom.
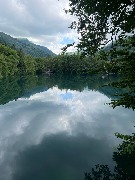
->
left=0, top=74, right=134, bottom=180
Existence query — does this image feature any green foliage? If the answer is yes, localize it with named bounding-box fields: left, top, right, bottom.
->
left=23, top=56, right=36, bottom=75
left=0, top=44, right=19, bottom=78
left=0, top=43, right=107, bottom=78
left=0, top=35, right=134, bottom=111
left=106, top=36, right=135, bottom=109
left=67, top=0, right=135, bottom=55
left=66, top=0, right=135, bottom=110
left=64, top=3, right=135, bottom=177
left=34, top=54, right=108, bottom=75
left=84, top=131, right=135, bottom=179
left=115, top=132, right=135, bottom=155
left=113, top=132, right=135, bottom=178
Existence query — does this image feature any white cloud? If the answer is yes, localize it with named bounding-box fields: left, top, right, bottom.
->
left=0, top=0, right=78, bottom=54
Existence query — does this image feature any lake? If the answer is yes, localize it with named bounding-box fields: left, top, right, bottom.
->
left=0, top=74, right=134, bottom=180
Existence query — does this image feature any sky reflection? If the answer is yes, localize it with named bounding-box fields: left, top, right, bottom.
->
left=0, top=86, right=134, bottom=180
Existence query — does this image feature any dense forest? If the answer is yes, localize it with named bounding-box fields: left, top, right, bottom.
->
left=1, top=31, right=134, bottom=81
left=0, top=37, right=134, bottom=79
left=0, top=40, right=116, bottom=78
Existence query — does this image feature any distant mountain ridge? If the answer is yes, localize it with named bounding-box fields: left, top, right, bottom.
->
left=0, top=32, right=56, bottom=57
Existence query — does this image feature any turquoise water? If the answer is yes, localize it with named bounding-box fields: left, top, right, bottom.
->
left=0, top=75, right=134, bottom=180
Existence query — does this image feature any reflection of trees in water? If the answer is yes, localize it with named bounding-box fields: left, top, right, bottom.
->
left=0, top=75, right=134, bottom=179
left=85, top=133, right=135, bottom=180
left=0, top=74, right=122, bottom=105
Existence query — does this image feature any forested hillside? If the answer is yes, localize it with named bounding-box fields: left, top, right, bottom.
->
left=0, top=32, right=55, bottom=57
left=0, top=42, right=112, bottom=78
left=1, top=34, right=134, bottom=81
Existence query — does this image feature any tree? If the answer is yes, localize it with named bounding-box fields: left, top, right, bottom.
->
left=66, top=0, right=135, bottom=109
left=106, top=36, right=135, bottom=109
left=67, top=0, right=135, bottom=55
left=65, top=3, right=135, bottom=177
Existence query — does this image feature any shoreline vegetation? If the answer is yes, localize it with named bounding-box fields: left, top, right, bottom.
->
left=0, top=42, right=118, bottom=79
left=0, top=32, right=134, bottom=110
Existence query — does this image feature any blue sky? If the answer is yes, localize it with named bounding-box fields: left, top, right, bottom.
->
left=60, top=37, right=75, bottom=45
left=60, top=92, right=73, bottom=100
left=0, top=0, right=78, bottom=54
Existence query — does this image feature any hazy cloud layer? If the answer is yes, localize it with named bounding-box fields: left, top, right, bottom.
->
left=0, top=0, right=78, bottom=54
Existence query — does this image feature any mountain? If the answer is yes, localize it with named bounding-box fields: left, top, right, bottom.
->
left=0, top=32, right=56, bottom=57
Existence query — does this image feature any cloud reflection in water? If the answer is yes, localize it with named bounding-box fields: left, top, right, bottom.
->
left=0, top=87, right=134, bottom=180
